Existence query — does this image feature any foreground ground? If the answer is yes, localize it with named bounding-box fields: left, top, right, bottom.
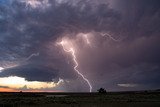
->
left=0, top=91, right=160, bottom=107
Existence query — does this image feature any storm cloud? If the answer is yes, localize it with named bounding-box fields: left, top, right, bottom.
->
left=0, top=0, right=160, bottom=92
left=0, top=64, right=59, bottom=82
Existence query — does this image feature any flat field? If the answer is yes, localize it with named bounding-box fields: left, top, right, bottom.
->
left=0, top=91, right=160, bottom=107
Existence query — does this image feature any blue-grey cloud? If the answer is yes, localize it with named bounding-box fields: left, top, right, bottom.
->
left=0, top=64, right=59, bottom=82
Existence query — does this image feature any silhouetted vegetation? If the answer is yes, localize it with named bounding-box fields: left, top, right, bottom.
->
left=0, top=91, right=159, bottom=107
left=97, top=88, right=107, bottom=94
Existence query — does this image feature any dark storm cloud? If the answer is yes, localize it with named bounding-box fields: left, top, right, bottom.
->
left=0, top=0, right=120, bottom=82
left=113, top=0, right=160, bottom=40
left=0, top=64, right=59, bottom=82
left=119, top=63, right=160, bottom=88
left=0, top=0, right=160, bottom=91
left=0, top=0, right=120, bottom=61
left=79, top=0, right=160, bottom=91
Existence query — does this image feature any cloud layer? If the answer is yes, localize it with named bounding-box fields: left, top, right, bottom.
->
left=0, top=0, right=160, bottom=92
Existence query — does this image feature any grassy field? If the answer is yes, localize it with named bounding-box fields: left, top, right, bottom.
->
left=0, top=91, right=160, bottom=107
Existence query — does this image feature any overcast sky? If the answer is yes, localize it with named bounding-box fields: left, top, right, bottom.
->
left=0, top=0, right=160, bottom=92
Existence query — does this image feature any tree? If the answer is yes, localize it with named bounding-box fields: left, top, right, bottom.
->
left=97, top=88, right=107, bottom=93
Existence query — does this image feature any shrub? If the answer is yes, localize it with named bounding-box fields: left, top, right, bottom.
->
left=97, top=88, right=107, bottom=94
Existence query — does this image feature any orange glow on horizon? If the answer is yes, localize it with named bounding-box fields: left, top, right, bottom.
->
left=0, top=88, right=62, bottom=92
left=0, top=88, right=18, bottom=92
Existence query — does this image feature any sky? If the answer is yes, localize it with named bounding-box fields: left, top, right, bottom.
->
left=0, top=0, right=160, bottom=92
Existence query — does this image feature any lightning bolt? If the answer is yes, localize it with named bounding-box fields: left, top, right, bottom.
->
left=56, top=32, right=120, bottom=92
left=100, top=32, right=120, bottom=42
left=0, top=53, right=39, bottom=72
left=83, top=34, right=91, bottom=45
left=26, top=53, right=39, bottom=61
left=58, top=40, right=92, bottom=92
